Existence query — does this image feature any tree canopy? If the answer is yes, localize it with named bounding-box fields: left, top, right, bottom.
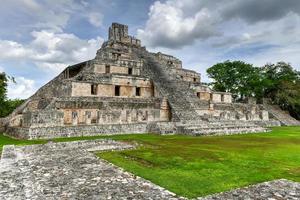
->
left=207, top=61, right=263, bottom=101
left=0, top=72, right=24, bottom=118
left=207, top=61, right=300, bottom=119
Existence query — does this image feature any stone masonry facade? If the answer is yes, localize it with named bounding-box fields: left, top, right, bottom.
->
left=3, top=22, right=297, bottom=139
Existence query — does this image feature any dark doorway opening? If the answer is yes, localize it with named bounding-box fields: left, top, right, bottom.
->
left=91, top=84, right=97, bottom=95
left=105, top=65, right=110, bottom=74
left=136, top=87, right=141, bottom=96
left=128, top=68, right=133, bottom=75
left=115, top=85, right=120, bottom=96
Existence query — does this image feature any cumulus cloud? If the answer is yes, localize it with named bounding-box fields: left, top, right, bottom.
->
left=139, top=0, right=300, bottom=49
left=7, top=77, right=37, bottom=99
left=0, top=41, right=31, bottom=59
left=0, top=0, right=105, bottom=37
left=88, top=12, right=104, bottom=27
left=137, top=0, right=221, bottom=48
left=0, top=30, right=104, bottom=73
left=0, top=0, right=73, bottom=34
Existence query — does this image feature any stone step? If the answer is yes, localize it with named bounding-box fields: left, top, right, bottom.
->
left=190, top=128, right=268, bottom=136
left=263, top=104, right=300, bottom=126
left=139, top=52, right=204, bottom=121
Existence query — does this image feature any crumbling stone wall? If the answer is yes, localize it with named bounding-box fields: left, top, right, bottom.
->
left=71, top=76, right=154, bottom=98
left=108, top=23, right=141, bottom=47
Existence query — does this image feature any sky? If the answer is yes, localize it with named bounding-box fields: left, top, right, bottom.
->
left=1, top=0, right=300, bottom=99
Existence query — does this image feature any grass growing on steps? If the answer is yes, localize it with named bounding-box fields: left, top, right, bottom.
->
left=0, top=134, right=46, bottom=155
left=96, top=127, right=300, bottom=198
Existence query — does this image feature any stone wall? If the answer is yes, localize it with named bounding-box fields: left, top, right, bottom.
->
left=22, top=111, right=64, bottom=128
left=108, top=23, right=141, bottom=47
left=18, top=97, right=169, bottom=128
left=94, top=64, right=140, bottom=76
left=8, top=115, right=23, bottom=127
left=31, top=76, right=72, bottom=99
left=71, top=76, right=154, bottom=98
left=171, top=68, right=200, bottom=82
left=0, top=117, right=8, bottom=133
left=63, top=108, right=161, bottom=125
left=6, top=123, right=149, bottom=140
left=155, top=52, right=182, bottom=69
left=203, top=103, right=270, bottom=121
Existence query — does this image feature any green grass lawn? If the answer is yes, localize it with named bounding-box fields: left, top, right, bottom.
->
left=0, top=127, right=300, bottom=198
left=96, top=127, right=300, bottom=198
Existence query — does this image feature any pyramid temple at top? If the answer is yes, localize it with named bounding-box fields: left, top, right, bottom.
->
left=3, top=23, right=299, bottom=139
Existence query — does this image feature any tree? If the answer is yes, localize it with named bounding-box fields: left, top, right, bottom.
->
left=261, top=62, right=300, bottom=119
left=207, top=61, right=263, bottom=101
left=0, top=73, right=9, bottom=117
left=0, top=73, right=8, bottom=103
left=0, top=72, right=23, bottom=118
left=261, top=62, right=300, bottom=98
left=207, top=61, right=300, bottom=119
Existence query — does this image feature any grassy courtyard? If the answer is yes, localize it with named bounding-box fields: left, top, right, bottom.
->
left=0, top=127, right=300, bottom=198
left=97, top=127, right=300, bottom=198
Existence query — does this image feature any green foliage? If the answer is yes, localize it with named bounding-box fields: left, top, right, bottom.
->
left=96, top=127, right=300, bottom=198
left=0, top=72, right=24, bottom=118
left=275, top=80, right=300, bottom=119
left=207, top=61, right=263, bottom=100
left=0, top=99, right=25, bottom=118
left=0, top=73, right=8, bottom=103
left=261, top=62, right=300, bottom=119
left=0, top=133, right=46, bottom=154
left=207, top=61, right=300, bottom=119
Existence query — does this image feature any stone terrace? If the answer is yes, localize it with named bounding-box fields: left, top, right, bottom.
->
left=199, top=179, right=300, bottom=200
left=0, top=140, right=180, bottom=200
left=0, top=140, right=299, bottom=199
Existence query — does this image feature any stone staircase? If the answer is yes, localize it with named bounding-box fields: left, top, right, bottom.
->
left=147, top=120, right=267, bottom=136
left=263, top=103, right=300, bottom=126
left=136, top=50, right=206, bottom=121
left=133, top=49, right=269, bottom=135
left=176, top=120, right=267, bottom=136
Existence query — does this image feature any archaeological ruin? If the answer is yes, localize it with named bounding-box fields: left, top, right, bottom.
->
left=3, top=23, right=300, bottom=139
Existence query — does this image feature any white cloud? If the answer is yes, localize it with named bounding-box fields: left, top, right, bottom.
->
left=0, top=30, right=104, bottom=73
left=137, top=0, right=300, bottom=81
left=139, top=0, right=300, bottom=50
left=0, top=0, right=75, bottom=33
left=88, top=12, right=103, bottom=27
left=21, top=0, right=40, bottom=10
left=137, top=0, right=220, bottom=48
left=0, top=40, right=31, bottom=59
left=0, top=0, right=103, bottom=35
left=7, top=77, right=36, bottom=99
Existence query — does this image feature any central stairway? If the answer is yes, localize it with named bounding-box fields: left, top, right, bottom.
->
left=134, top=49, right=269, bottom=135
left=137, top=50, right=206, bottom=121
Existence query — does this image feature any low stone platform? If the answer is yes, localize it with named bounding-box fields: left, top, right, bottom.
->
left=0, top=140, right=299, bottom=200
left=199, top=179, right=300, bottom=200
left=0, top=140, right=179, bottom=200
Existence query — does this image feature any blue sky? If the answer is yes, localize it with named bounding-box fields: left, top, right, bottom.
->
left=1, top=0, right=300, bottom=99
